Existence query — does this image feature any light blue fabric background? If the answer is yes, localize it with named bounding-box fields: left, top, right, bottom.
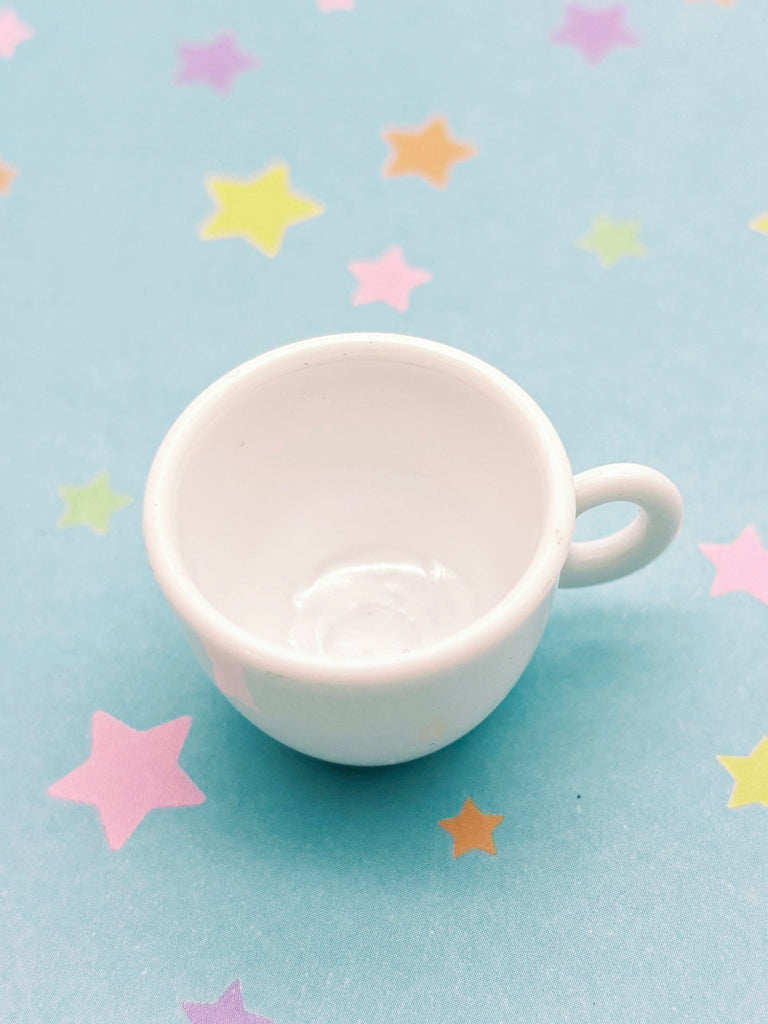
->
left=2, top=1, right=768, bottom=1021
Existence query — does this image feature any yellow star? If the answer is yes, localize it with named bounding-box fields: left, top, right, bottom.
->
left=198, top=163, right=324, bottom=257
left=749, top=212, right=768, bottom=236
left=717, top=737, right=768, bottom=808
left=438, top=797, right=504, bottom=857
left=58, top=472, right=132, bottom=536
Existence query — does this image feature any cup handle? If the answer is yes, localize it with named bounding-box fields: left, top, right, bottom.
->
left=558, top=463, right=683, bottom=588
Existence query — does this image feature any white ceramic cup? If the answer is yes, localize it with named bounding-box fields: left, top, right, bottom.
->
left=143, top=333, right=683, bottom=765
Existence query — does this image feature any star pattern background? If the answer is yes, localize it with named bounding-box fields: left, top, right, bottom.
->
left=2, top=2, right=768, bottom=1023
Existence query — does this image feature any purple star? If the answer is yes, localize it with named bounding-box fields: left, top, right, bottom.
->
left=175, top=33, right=259, bottom=93
left=551, top=5, right=639, bottom=64
left=182, top=981, right=272, bottom=1024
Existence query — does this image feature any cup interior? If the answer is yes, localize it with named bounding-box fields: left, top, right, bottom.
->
left=154, top=337, right=567, bottom=664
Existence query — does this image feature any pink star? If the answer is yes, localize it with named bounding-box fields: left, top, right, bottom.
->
left=175, top=33, right=259, bottom=93
left=551, top=5, right=639, bottom=64
left=204, top=641, right=258, bottom=711
left=317, top=0, right=355, bottom=10
left=0, top=8, right=33, bottom=58
left=699, top=525, right=768, bottom=605
left=347, top=245, right=431, bottom=312
left=183, top=980, right=273, bottom=1024
left=48, top=712, right=205, bottom=849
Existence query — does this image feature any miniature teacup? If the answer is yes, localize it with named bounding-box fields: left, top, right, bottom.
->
left=143, top=333, right=682, bottom=765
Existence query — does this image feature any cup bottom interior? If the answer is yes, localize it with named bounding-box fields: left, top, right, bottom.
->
left=288, top=542, right=476, bottom=660
left=169, top=346, right=552, bottom=662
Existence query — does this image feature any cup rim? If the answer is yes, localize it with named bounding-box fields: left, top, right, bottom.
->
left=143, top=332, right=576, bottom=685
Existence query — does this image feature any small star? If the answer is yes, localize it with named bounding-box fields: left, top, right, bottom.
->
left=49, top=713, right=205, bottom=849
left=348, top=245, right=431, bottom=312
left=718, top=738, right=768, bottom=809
left=699, top=525, right=768, bottom=605
left=175, top=33, right=259, bottom=93
left=0, top=8, right=33, bottom=58
left=204, top=641, right=258, bottom=710
left=57, top=472, right=132, bottom=536
left=749, top=212, right=768, bottom=235
left=199, top=164, right=323, bottom=257
left=317, top=0, right=355, bottom=10
left=382, top=116, right=476, bottom=188
left=0, top=159, right=17, bottom=194
left=551, top=5, right=639, bottom=65
left=183, top=980, right=273, bottom=1024
left=578, top=216, right=645, bottom=267
left=438, top=797, right=504, bottom=857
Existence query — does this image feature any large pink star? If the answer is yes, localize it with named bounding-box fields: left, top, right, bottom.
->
left=0, top=8, right=33, bottom=58
left=347, top=245, right=431, bottom=312
left=49, top=712, right=205, bottom=849
left=551, top=5, right=639, bottom=64
left=183, top=980, right=272, bottom=1024
left=699, top=525, right=768, bottom=605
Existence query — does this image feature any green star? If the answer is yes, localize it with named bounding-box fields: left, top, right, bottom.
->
left=57, top=472, right=132, bottom=535
left=578, top=216, right=646, bottom=268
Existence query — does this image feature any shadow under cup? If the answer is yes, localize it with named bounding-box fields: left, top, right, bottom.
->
left=168, top=343, right=559, bottom=666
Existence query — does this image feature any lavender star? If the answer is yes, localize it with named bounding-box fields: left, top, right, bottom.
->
left=182, top=980, right=273, bottom=1024
left=175, top=33, right=259, bottom=93
left=551, top=5, right=639, bottom=65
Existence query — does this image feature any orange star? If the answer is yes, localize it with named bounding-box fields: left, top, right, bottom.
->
left=382, top=116, right=476, bottom=188
left=438, top=797, right=503, bottom=857
left=0, top=160, right=17, bottom=195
